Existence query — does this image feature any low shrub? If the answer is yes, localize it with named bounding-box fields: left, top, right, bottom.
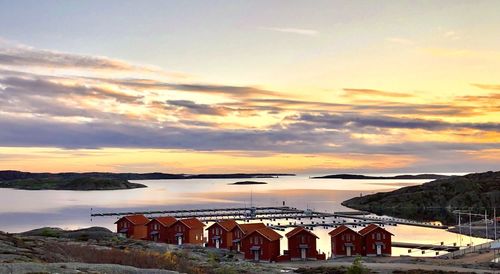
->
left=43, top=242, right=205, bottom=274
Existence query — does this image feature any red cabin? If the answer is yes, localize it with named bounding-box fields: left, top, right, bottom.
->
left=285, top=226, right=319, bottom=260
left=115, top=214, right=149, bottom=239
left=329, top=225, right=362, bottom=258
left=359, top=224, right=393, bottom=256
left=241, top=227, right=282, bottom=262
left=230, top=223, right=267, bottom=252
left=146, top=216, right=177, bottom=243
left=172, top=218, right=206, bottom=246
left=206, top=219, right=238, bottom=249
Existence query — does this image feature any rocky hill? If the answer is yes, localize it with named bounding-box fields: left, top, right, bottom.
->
left=342, top=171, right=500, bottom=224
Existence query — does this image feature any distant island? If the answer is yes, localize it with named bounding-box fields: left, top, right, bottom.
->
left=341, top=171, right=500, bottom=225
left=312, top=173, right=449, bottom=180
left=0, top=170, right=294, bottom=181
left=229, top=181, right=268, bottom=185
left=0, top=170, right=293, bottom=191
left=0, top=177, right=146, bottom=191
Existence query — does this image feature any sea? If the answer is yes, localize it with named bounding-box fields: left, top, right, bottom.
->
left=0, top=174, right=490, bottom=257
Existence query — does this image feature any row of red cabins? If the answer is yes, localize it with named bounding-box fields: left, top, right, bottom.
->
left=116, top=214, right=392, bottom=261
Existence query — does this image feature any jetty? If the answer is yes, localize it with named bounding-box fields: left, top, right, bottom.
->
left=393, top=242, right=460, bottom=252
left=91, top=206, right=446, bottom=229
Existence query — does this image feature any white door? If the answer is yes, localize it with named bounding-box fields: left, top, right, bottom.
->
left=177, top=236, right=182, bottom=245
left=346, top=246, right=352, bottom=257
left=237, top=243, right=240, bottom=252
left=301, top=248, right=307, bottom=260
left=254, top=250, right=259, bottom=261
left=215, top=239, right=220, bottom=248
left=376, top=244, right=382, bottom=255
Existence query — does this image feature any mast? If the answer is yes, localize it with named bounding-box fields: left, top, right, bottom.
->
left=495, top=207, right=497, bottom=241
left=485, top=210, right=488, bottom=240
left=458, top=211, right=462, bottom=246
left=469, top=211, right=472, bottom=246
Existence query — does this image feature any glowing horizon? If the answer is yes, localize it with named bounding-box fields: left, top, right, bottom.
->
left=0, top=1, right=498, bottom=173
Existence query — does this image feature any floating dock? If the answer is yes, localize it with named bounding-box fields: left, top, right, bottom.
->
left=393, top=242, right=459, bottom=252
left=91, top=206, right=446, bottom=229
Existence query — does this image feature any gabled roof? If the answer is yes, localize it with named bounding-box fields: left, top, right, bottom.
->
left=148, top=216, right=177, bottom=227
left=328, top=225, right=359, bottom=237
left=233, top=223, right=267, bottom=234
left=359, top=224, right=394, bottom=236
left=177, top=218, right=206, bottom=229
left=115, top=214, right=149, bottom=225
left=285, top=226, right=319, bottom=239
left=244, top=227, right=282, bottom=242
left=207, top=219, right=238, bottom=231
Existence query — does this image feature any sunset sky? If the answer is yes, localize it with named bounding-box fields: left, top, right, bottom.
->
left=0, top=0, right=498, bottom=173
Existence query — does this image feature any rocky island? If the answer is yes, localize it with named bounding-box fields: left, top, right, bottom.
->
left=0, top=170, right=295, bottom=191
left=342, top=171, right=500, bottom=225
left=0, top=177, right=147, bottom=191
left=0, top=170, right=294, bottom=181
left=312, top=174, right=449, bottom=180
left=229, top=181, right=268, bottom=185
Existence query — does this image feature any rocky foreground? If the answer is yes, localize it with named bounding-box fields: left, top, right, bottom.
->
left=1, top=227, right=498, bottom=274
left=0, top=227, right=283, bottom=274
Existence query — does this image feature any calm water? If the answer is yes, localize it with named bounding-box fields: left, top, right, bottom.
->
left=0, top=175, right=489, bottom=257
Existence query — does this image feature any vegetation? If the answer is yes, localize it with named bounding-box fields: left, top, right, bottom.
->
left=342, top=171, right=500, bottom=225
left=346, top=257, right=369, bottom=274
left=294, top=266, right=349, bottom=274
left=43, top=242, right=205, bottom=273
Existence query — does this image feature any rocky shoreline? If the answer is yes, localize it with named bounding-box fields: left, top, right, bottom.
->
left=1, top=227, right=498, bottom=274
left=342, top=171, right=500, bottom=226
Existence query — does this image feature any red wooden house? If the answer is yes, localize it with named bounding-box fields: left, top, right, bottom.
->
left=206, top=219, right=238, bottom=249
left=359, top=224, right=393, bottom=256
left=241, top=227, right=282, bottom=262
left=230, top=222, right=267, bottom=252
left=285, top=226, right=319, bottom=260
left=329, top=225, right=362, bottom=258
left=115, top=214, right=149, bottom=239
left=146, top=216, right=177, bottom=243
left=172, top=218, right=206, bottom=245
